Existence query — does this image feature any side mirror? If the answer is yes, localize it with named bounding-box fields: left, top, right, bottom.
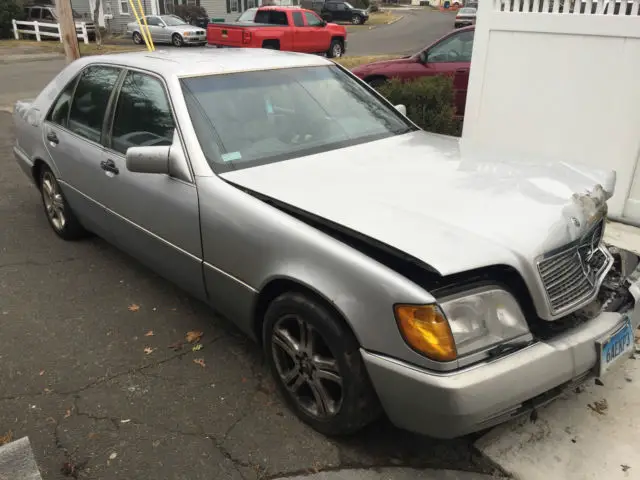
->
left=418, top=51, right=428, bottom=63
left=321, top=20, right=327, bottom=26
left=126, top=145, right=170, bottom=175
left=395, top=104, right=407, bottom=116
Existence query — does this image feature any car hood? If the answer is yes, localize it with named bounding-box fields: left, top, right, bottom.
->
left=220, top=131, right=615, bottom=276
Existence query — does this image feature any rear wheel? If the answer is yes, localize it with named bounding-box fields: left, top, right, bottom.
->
left=263, top=292, right=381, bottom=436
left=39, top=166, right=87, bottom=241
left=172, top=33, right=184, bottom=47
left=326, top=39, right=343, bottom=58
left=132, top=31, right=143, bottom=44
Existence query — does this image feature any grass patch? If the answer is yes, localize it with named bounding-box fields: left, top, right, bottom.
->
left=0, top=39, right=142, bottom=56
left=334, top=54, right=400, bottom=69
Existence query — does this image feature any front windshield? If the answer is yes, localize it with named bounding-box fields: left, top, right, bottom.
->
left=237, top=8, right=257, bottom=21
left=344, top=2, right=355, bottom=8
left=181, top=65, right=414, bottom=172
left=161, top=15, right=187, bottom=25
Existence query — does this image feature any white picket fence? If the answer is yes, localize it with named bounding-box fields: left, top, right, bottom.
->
left=12, top=20, right=90, bottom=44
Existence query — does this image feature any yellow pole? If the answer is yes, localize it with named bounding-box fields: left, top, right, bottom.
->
left=128, top=0, right=153, bottom=51
left=136, top=0, right=155, bottom=51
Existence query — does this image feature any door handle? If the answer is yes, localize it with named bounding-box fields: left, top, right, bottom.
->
left=46, top=131, right=59, bottom=145
left=100, top=159, right=119, bottom=175
left=455, top=68, right=469, bottom=73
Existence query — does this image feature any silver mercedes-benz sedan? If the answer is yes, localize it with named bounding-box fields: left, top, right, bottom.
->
left=13, top=49, right=640, bottom=438
left=127, top=14, right=206, bottom=47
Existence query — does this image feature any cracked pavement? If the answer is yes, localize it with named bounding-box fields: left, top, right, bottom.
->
left=0, top=110, right=500, bottom=479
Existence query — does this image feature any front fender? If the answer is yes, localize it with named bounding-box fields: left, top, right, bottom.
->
left=197, top=176, right=446, bottom=371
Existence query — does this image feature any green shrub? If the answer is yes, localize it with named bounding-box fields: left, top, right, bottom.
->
left=174, top=4, right=208, bottom=24
left=0, top=0, right=24, bottom=39
left=376, top=76, right=461, bottom=136
left=369, top=1, right=380, bottom=11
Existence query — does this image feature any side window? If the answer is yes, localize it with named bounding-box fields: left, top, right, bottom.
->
left=68, top=66, right=121, bottom=143
left=336, top=3, right=346, bottom=11
left=304, top=11, right=323, bottom=26
left=292, top=11, right=304, bottom=26
left=325, top=3, right=336, bottom=10
left=47, top=76, right=79, bottom=129
left=146, top=16, right=161, bottom=26
left=271, top=11, right=288, bottom=25
left=427, top=30, right=474, bottom=63
left=110, top=71, right=175, bottom=155
left=42, top=8, right=56, bottom=21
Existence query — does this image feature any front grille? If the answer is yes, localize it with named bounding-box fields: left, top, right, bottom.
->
left=537, top=218, right=613, bottom=315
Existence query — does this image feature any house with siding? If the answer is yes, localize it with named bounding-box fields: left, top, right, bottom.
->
left=56, top=0, right=296, bottom=33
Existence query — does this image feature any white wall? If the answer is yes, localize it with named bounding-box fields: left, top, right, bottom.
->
left=462, top=0, right=640, bottom=223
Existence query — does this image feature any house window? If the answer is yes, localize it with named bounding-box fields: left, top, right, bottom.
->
left=230, top=0, right=239, bottom=11
left=119, top=0, right=129, bottom=14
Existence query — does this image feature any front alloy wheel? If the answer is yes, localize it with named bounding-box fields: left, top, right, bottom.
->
left=264, top=292, right=381, bottom=436
left=352, top=14, right=362, bottom=24
left=172, top=33, right=184, bottom=47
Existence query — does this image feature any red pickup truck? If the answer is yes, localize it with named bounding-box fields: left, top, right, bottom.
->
left=207, top=6, right=347, bottom=58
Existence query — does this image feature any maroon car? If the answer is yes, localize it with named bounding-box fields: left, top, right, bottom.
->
left=351, top=26, right=474, bottom=116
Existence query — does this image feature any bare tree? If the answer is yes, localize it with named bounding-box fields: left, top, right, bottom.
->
left=93, top=0, right=102, bottom=47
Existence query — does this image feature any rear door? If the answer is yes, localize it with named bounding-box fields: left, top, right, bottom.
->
left=291, top=11, right=309, bottom=52
left=303, top=11, right=331, bottom=53
left=145, top=16, right=167, bottom=43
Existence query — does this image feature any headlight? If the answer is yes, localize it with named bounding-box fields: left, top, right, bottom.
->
left=183, top=31, right=191, bottom=36
left=440, top=287, right=530, bottom=357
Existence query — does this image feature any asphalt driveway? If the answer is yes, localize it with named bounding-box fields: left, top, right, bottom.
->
left=0, top=112, right=499, bottom=479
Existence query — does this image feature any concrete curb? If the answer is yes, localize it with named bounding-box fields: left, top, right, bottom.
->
left=0, top=53, right=64, bottom=64
left=0, top=437, right=43, bottom=480
left=271, top=467, right=501, bottom=479
left=385, top=14, right=405, bottom=25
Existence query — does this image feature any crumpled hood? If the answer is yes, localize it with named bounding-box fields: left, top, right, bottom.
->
left=221, top=131, right=615, bottom=276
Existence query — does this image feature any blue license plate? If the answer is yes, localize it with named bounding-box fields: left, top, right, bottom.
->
left=598, top=317, right=634, bottom=377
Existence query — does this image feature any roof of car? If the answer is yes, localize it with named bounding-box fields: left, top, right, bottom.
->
left=75, top=48, right=332, bottom=78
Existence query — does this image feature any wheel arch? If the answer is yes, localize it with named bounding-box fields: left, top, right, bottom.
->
left=253, top=276, right=358, bottom=348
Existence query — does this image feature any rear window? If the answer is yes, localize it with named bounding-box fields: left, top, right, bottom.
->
left=459, top=7, right=476, bottom=13
left=254, top=10, right=288, bottom=25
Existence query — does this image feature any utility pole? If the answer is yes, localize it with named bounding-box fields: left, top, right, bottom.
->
left=55, top=0, right=80, bottom=63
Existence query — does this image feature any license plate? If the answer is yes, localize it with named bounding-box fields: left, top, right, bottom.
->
left=597, top=317, right=634, bottom=377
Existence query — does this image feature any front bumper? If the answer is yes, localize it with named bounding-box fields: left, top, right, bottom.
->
left=184, top=35, right=206, bottom=44
left=363, top=276, right=640, bottom=439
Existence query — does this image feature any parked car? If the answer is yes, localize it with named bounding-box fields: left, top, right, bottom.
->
left=351, top=26, right=474, bottom=116
left=320, top=0, right=369, bottom=24
left=127, top=14, right=206, bottom=47
left=208, top=6, right=347, bottom=57
left=13, top=49, right=639, bottom=440
left=454, top=7, right=476, bottom=28
left=22, top=4, right=96, bottom=41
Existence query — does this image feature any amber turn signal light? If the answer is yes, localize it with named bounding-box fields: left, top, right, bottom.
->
left=394, top=304, right=457, bottom=362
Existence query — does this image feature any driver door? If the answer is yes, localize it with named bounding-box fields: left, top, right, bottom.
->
left=303, top=11, right=331, bottom=54
left=421, top=29, right=474, bottom=115
left=144, top=16, right=167, bottom=43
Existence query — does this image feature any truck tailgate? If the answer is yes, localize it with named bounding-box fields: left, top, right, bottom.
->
left=207, top=24, right=248, bottom=47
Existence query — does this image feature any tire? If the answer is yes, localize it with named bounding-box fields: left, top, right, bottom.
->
left=132, top=31, right=143, bottom=44
left=39, top=166, right=87, bottom=241
left=351, top=14, right=362, bottom=24
left=366, top=76, right=387, bottom=89
left=263, top=292, right=381, bottom=436
left=326, top=39, right=343, bottom=58
left=172, top=33, right=184, bottom=47
left=262, top=41, right=280, bottom=50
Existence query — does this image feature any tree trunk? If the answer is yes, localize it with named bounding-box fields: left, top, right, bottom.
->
left=93, top=0, right=102, bottom=47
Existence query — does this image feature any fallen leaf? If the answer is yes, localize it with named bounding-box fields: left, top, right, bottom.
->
left=109, top=452, right=117, bottom=460
left=44, top=388, right=52, bottom=394
left=143, top=347, right=155, bottom=355
left=193, top=358, right=206, bottom=368
left=0, top=431, right=12, bottom=446
left=128, top=304, right=140, bottom=312
left=60, top=461, right=78, bottom=478
left=88, top=432, right=98, bottom=440
left=241, top=377, right=247, bottom=383
left=64, top=409, right=72, bottom=419
left=588, top=398, right=608, bottom=415
left=621, top=464, right=631, bottom=472
left=186, top=330, right=203, bottom=343
left=39, top=370, right=45, bottom=376
left=168, top=341, right=183, bottom=351
left=192, top=344, right=203, bottom=352
left=120, top=419, right=131, bottom=423
left=144, top=330, right=154, bottom=337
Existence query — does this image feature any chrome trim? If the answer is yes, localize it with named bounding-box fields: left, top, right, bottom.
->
left=203, top=262, right=258, bottom=293
left=536, top=216, right=614, bottom=316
